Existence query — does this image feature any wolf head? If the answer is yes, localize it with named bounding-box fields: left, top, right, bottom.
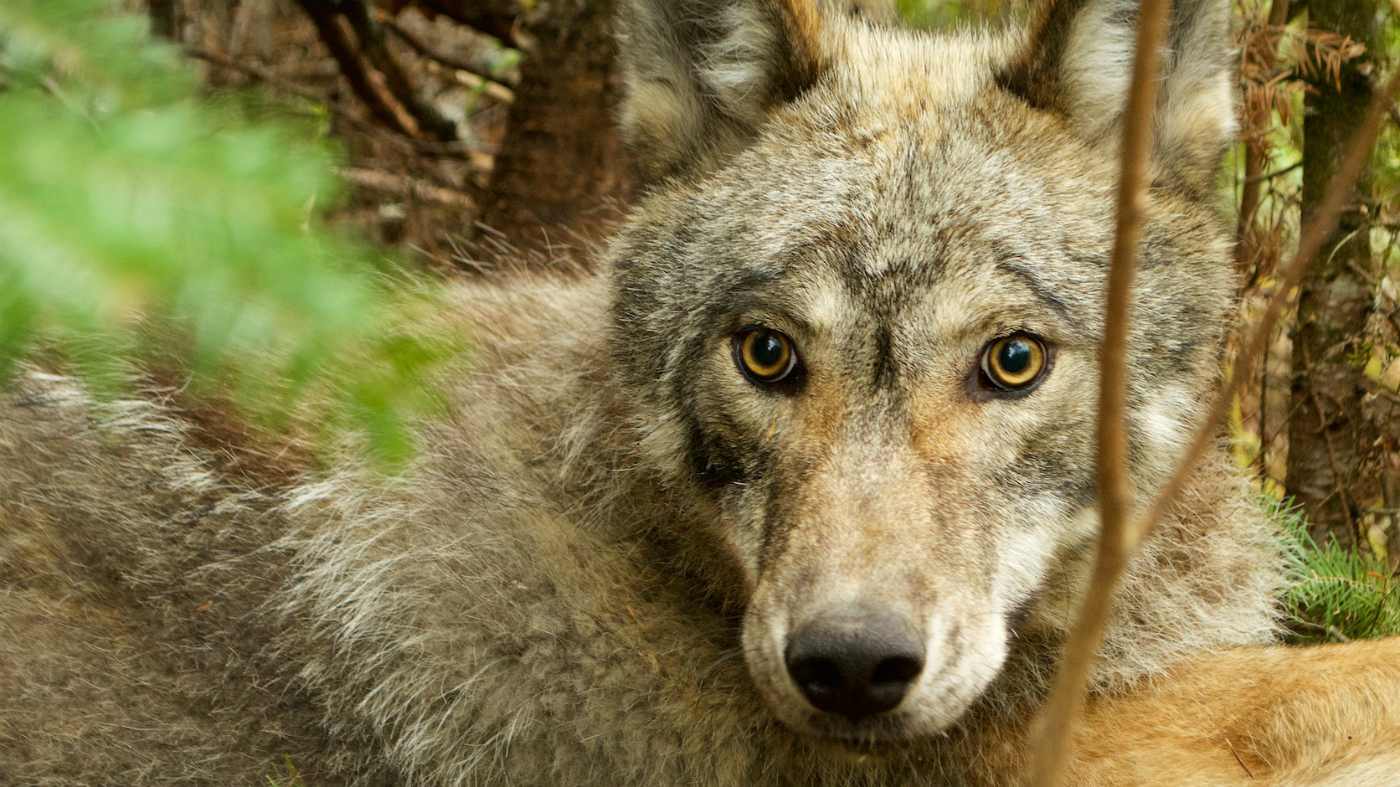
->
left=606, top=0, right=1238, bottom=746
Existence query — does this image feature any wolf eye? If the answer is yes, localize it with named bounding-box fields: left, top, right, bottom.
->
left=734, top=328, right=798, bottom=384
left=980, top=334, right=1048, bottom=392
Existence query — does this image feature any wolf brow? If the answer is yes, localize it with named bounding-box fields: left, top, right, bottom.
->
left=992, top=257, right=1086, bottom=335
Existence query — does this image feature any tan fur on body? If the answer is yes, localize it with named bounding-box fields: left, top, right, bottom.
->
left=3, top=0, right=1398, bottom=785
left=1070, top=640, right=1400, bottom=787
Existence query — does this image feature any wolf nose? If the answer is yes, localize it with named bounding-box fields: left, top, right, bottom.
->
left=784, top=610, right=925, bottom=722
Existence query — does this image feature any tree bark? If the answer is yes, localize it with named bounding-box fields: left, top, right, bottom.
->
left=1287, top=0, right=1381, bottom=547
left=478, top=0, right=632, bottom=251
left=414, top=0, right=525, bottom=47
left=150, top=0, right=180, bottom=40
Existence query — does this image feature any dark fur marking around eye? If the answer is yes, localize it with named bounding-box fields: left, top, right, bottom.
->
left=991, top=253, right=1086, bottom=336
left=684, top=415, right=746, bottom=492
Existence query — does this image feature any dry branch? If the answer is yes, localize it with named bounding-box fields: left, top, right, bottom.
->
left=185, top=48, right=322, bottom=103
left=1032, top=12, right=1400, bottom=787
left=381, top=16, right=517, bottom=103
left=413, top=0, right=524, bottom=48
left=1136, top=62, right=1400, bottom=550
left=297, top=0, right=421, bottom=137
left=185, top=47, right=490, bottom=174
left=336, top=167, right=478, bottom=211
left=1026, top=0, right=1176, bottom=784
left=339, top=0, right=458, bottom=140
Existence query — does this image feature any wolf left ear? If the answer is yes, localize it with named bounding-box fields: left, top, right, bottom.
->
left=618, top=0, right=827, bottom=186
left=998, top=0, right=1236, bottom=188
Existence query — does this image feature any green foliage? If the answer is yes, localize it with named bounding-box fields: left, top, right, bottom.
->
left=265, top=755, right=306, bottom=786
left=0, top=0, right=456, bottom=463
left=895, top=0, right=1024, bottom=30
left=1277, top=498, right=1400, bottom=643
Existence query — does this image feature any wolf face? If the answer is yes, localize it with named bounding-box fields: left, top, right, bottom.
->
left=609, top=0, right=1238, bottom=745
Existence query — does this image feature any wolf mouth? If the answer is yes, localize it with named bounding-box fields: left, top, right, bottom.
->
left=786, top=674, right=980, bottom=746
left=805, top=722, right=938, bottom=756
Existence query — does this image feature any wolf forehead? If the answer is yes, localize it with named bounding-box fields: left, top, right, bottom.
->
left=613, top=39, right=1212, bottom=341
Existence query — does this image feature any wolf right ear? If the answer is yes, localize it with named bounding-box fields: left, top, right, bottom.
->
left=618, top=0, right=828, bottom=186
left=998, top=0, right=1236, bottom=189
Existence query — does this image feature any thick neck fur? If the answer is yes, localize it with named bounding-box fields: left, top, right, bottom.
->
left=267, top=267, right=1280, bottom=784
left=0, top=264, right=1282, bottom=787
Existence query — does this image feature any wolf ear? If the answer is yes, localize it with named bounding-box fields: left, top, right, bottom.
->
left=618, top=0, right=827, bottom=186
left=998, top=0, right=1236, bottom=187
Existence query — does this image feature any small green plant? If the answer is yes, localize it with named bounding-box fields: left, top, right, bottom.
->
left=0, top=0, right=455, bottom=463
left=1275, top=497, right=1400, bottom=642
left=895, top=0, right=1024, bottom=30
left=265, top=755, right=306, bottom=786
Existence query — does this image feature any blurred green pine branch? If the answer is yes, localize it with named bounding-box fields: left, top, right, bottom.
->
left=1276, top=497, right=1400, bottom=643
left=0, top=0, right=456, bottom=464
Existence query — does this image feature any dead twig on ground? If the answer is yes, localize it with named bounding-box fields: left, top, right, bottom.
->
left=185, top=47, right=322, bottom=103
left=336, top=167, right=477, bottom=211
left=412, top=0, right=524, bottom=49
left=338, top=0, right=458, bottom=140
left=185, top=48, right=467, bottom=157
left=296, top=0, right=422, bottom=138
left=381, top=16, right=517, bottom=104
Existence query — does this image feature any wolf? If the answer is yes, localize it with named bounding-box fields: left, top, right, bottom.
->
left=3, top=0, right=1399, bottom=784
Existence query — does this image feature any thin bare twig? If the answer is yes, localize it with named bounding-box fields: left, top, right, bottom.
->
left=381, top=16, right=517, bottom=104
left=339, top=0, right=458, bottom=140
left=1134, top=62, right=1400, bottom=551
left=185, top=47, right=490, bottom=171
left=1027, top=0, right=1176, bottom=781
left=296, top=0, right=422, bottom=138
left=1034, top=17, right=1399, bottom=787
left=1244, top=159, right=1302, bottom=185
left=336, top=167, right=478, bottom=211
left=184, top=47, right=322, bottom=103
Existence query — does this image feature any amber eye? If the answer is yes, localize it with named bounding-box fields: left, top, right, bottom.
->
left=981, top=334, right=1048, bottom=392
left=734, top=328, right=798, bottom=383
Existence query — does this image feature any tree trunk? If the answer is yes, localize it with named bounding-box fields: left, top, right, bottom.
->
left=1287, top=0, right=1381, bottom=547
left=150, top=0, right=181, bottom=40
left=414, top=0, right=525, bottom=47
left=479, top=0, right=632, bottom=251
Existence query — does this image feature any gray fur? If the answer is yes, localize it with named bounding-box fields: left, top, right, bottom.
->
left=1, top=1, right=1283, bottom=784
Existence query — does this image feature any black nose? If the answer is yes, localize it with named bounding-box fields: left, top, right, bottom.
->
left=784, top=609, right=925, bottom=722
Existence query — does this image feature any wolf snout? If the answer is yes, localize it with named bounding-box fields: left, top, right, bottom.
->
left=784, top=609, right=925, bottom=722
